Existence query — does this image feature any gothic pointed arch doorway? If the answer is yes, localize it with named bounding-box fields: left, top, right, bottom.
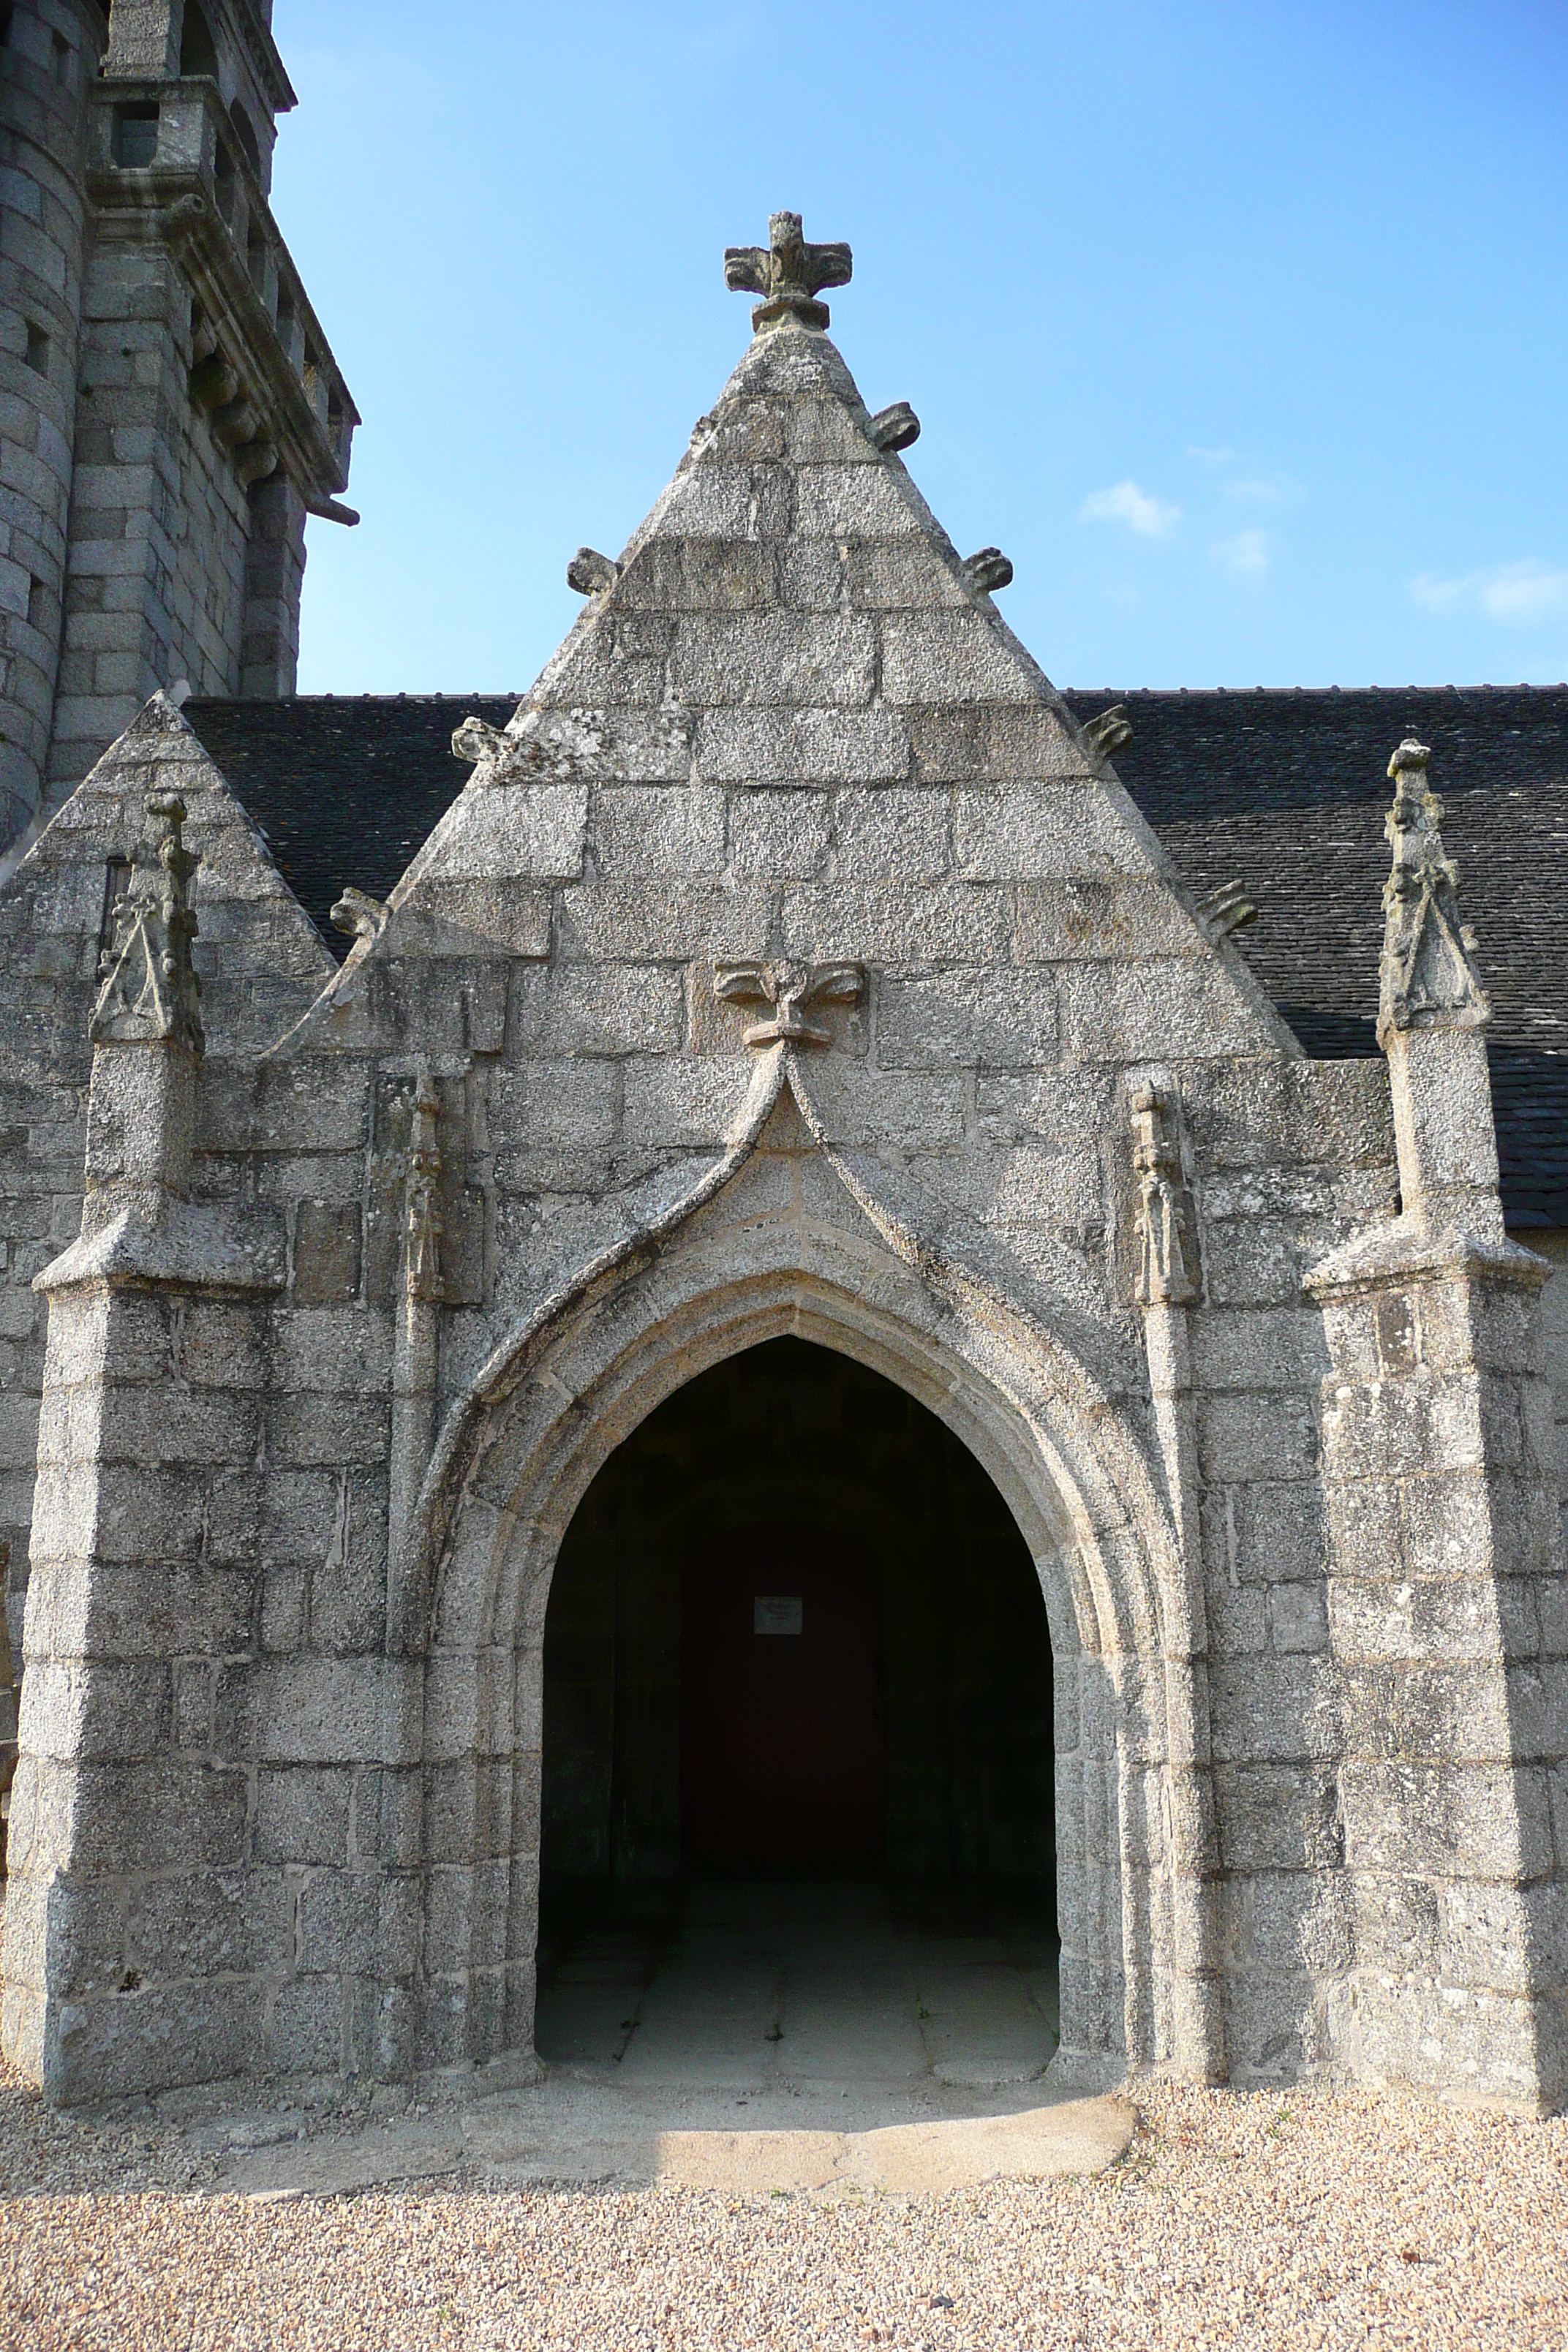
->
left=536, top=1335, right=1059, bottom=2083
left=405, top=1164, right=1224, bottom=2095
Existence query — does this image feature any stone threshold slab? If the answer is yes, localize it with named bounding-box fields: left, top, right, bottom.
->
left=215, top=2092, right=1133, bottom=2200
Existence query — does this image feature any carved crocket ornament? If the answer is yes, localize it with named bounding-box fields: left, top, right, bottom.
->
left=1376, top=738, right=1488, bottom=1051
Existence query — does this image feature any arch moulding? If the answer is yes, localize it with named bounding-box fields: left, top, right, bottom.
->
left=388, top=1055, right=1226, bottom=2095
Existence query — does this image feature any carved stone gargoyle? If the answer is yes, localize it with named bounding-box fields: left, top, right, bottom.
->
left=1195, top=878, right=1257, bottom=944
left=1129, top=1083, right=1200, bottom=1308
left=713, top=960, right=864, bottom=1047
left=566, top=547, right=619, bottom=597
left=90, top=791, right=203, bottom=1057
left=1376, top=737, right=1489, bottom=1051
left=451, top=715, right=509, bottom=766
left=724, top=211, right=853, bottom=333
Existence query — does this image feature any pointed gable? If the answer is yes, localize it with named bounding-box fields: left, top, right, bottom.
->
left=1, top=691, right=334, bottom=1068
left=391, top=265, right=1288, bottom=1076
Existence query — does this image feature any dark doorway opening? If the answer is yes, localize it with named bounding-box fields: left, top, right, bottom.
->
left=538, top=1340, right=1058, bottom=2079
left=682, top=1534, right=886, bottom=1874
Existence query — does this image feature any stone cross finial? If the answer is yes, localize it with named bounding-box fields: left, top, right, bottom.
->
left=1376, top=738, right=1488, bottom=1050
left=90, top=791, right=203, bottom=1056
left=724, top=212, right=853, bottom=334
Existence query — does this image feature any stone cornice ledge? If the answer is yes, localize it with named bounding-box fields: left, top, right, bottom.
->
left=1303, top=1215, right=1550, bottom=1302
left=36, top=1201, right=286, bottom=1296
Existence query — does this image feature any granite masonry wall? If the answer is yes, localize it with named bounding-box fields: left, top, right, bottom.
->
left=0, top=0, right=103, bottom=847
left=0, top=0, right=355, bottom=846
left=0, top=279, right=1562, bottom=2116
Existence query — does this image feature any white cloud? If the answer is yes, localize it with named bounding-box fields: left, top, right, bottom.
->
left=1212, top=529, right=1270, bottom=578
left=1224, top=474, right=1301, bottom=505
left=1186, top=445, right=1237, bottom=465
left=1079, top=479, right=1180, bottom=538
left=1411, top=559, right=1568, bottom=626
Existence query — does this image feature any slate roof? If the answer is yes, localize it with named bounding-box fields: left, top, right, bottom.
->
left=184, top=682, right=1568, bottom=1226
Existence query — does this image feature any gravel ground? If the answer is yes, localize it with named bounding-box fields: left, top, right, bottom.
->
left=1, top=2059, right=1566, bottom=2350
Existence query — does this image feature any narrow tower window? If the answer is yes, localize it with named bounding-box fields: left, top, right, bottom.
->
left=227, top=99, right=260, bottom=178
left=113, top=105, right=159, bottom=167
left=50, top=30, right=72, bottom=84
left=179, top=1, right=219, bottom=78
left=24, top=323, right=49, bottom=374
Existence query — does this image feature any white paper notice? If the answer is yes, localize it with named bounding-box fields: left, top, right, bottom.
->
left=754, top=1595, right=803, bottom=1636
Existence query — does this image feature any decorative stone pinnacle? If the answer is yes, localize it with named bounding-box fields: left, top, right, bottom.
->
left=1377, top=737, right=1488, bottom=1051
left=713, top=960, right=864, bottom=1047
left=89, top=791, right=203, bottom=1056
left=724, top=211, right=852, bottom=335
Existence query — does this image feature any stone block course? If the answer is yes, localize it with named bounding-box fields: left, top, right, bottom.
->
left=728, top=788, right=832, bottom=876
left=539, top=963, right=686, bottom=1058
left=875, top=968, right=1060, bottom=1071
left=590, top=785, right=726, bottom=875
left=782, top=880, right=1011, bottom=965
left=830, top=787, right=951, bottom=881
left=957, top=787, right=1159, bottom=883
left=673, top=613, right=876, bottom=706
left=557, top=879, right=771, bottom=962
left=700, top=696, right=907, bottom=790
left=1058, top=960, right=1266, bottom=1064
left=1198, top=1392, right=1319, bottom=1485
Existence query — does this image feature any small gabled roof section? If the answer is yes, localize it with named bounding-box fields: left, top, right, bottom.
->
left=0, top=691, right=333, bottom=1063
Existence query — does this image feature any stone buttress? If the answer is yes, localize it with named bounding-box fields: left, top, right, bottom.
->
left=1, top=219, right=1562, bottom=2111
left=1305, top=740, right=1567, bottom=2111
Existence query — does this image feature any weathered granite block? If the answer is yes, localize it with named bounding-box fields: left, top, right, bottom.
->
left=291, top=1200, right=362, bottom=1305
left=876, top=969, right=1059, bottom=1071
left=595, top=785, right=728, bottom=879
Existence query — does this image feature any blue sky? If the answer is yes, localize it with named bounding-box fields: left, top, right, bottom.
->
left=270, top=0, right=1568, bottom=696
